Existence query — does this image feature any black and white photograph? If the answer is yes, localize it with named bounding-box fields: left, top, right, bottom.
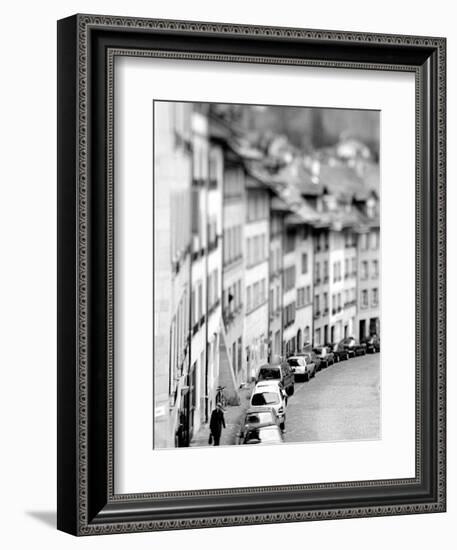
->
left=153, top=101, right=381, bottom=449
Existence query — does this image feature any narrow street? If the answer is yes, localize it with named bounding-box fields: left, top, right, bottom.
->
left=283, top=353, right=380, bottom=443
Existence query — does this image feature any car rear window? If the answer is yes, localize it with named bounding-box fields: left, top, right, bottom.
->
left=258, top=368, right=280, bottom=380
left=244, top=427, right=282, bottom=444
left=251, top=392, right=279, bottom=406
left=246, top=411, right=272, bottom=424
left=287, top=359, right=300, bottom=366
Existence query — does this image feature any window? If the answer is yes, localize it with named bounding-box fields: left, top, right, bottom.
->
left=261, top=234, right=266, bottom=261
left=246, top=237, right=252, bottom=266
left=323, top=292, right=328, bottom=311
left=223, top=229, right=228, bottom=262
left=246, top=286, right=252, bottom=312
left=209, top=151, right=218, bottom=184
left=304, top=326, right=310, bottom=344
left=191, top=188, right=200, bottom=235
left=315, top=328, right=321, bottom=346
left=302, top=253, right=308, bottom=274
left=323, top=233, right=329, bottom=250
left=284, top=266, right=296, bottom=291
left=361, top=289, right=368, bottom=308
left=314, top=295, right=320, bottom=313
left=372, top=260, right=379, bottom=279
left=372, top=288, right=379, bottom=307
left=253, top=282, right=259, bottom=309
left=315, top=261, right=321, bottom=283
left=360, top=233, right=369, bottom=250
left=333, top=262, right=338, bottom=282
left=344, top=258, right=349, bottom=278
left=260, top=279, right=266, bottom=303
left=362, top=261, right=369, bottom=280
left=284, top=302, right=296, bottom=327
left=285, top=230, right=295, bottom=253
left=252, top=236, right=258, bottom=264
left=297, top=287, right=305, bottom=308
left=371, top=231, right=379, bottom=250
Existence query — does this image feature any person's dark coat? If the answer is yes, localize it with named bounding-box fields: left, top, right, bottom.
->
left=209, top=408, right=225, bottom=437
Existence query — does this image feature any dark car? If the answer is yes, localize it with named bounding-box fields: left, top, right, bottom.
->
left=237, top=407, right=281, bottom=443
left=362, top=334, right=381, bottom=353
left=256, top=362, right=295, bottom=396
left=339, top=336, right=366, bottom=357
left=313, top=346, right=335, bottom=368
left=327, top=342, right=350, bottom=362
left=241, top=424, right=284, bottom=445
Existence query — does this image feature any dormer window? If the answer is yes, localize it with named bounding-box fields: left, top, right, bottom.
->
left=324, top=194, right=337, bottom=211
left=366, top=196, right=376, bottom=218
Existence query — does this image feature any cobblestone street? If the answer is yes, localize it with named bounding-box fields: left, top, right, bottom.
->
left=284, top=353, right=380, bottom=443
left=191, top=353, right=380, bottom=447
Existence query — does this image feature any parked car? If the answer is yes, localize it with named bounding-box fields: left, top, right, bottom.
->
left=295, top=350, right=321, bottom=372
left=362, top=334, right=380, bottom=353
left=256, top=362, right=295, bottom=396
left=241, top=424, right=284, bottom=445
left=339, top=336, right=366, bottom=357
left=250, top=381, right=287, bottom=430
left=287, top=355, right=315, bottom=381
left=313, top=346, right=335, bottom=368
left=327, top=342, right=350, bottom=362
left=237, top=407, right=281, bottom=443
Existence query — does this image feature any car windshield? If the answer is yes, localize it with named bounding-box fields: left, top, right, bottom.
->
left=258, top=368, right=280, bottom=380
left=251, top=392, right=280, bottom=406
left=244, top=427, right=282, bottom=444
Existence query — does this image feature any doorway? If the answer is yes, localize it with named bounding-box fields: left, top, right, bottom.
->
left=359, top=319, right=366, bottom=340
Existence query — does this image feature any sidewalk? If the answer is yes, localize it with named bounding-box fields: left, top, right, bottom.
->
left=190, top=383, right=253, bottom=447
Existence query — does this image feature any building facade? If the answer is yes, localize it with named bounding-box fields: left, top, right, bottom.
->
left=221, top=150, right=246, bottom=388
left=356, top=225, right=380, bottom=340
left=244, top=177, right=270, bottom=379
left=154, top=101, right=193, bottom=448
left=268, top=202, right=286, bottom=359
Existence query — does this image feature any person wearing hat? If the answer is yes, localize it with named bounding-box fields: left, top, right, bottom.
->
left=209, top=402, right=226, bottom=446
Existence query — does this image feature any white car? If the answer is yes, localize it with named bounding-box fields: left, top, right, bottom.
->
left=287, top=355, right=315, bottom=381
left=250, top=381, right=287, bottom=430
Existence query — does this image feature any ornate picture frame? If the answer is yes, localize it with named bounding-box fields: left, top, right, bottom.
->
left=57, top=14, right=446, bottom=535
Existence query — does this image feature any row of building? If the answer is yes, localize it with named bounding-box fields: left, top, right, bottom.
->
left=154, top=102, right=380, bottom=448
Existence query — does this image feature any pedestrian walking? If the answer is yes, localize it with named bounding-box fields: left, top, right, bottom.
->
left=209, top=402, right=226, bottom=446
